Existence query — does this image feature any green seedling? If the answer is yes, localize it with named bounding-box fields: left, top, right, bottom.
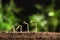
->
left=30, top=21, right=37, bottom=32
left=12, top=25, right=16, bottom=33
left=23, top=21, right=29, bottom=32
left=16, top=25, right=22, bottom=32
left=35, top=23, right=37, bottom=32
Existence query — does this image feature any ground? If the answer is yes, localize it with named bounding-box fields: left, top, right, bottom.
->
left=0, top=32, right=60, bottom=40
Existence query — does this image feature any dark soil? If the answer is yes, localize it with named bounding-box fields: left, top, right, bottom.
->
left=0, top=32, right=60, bottom=40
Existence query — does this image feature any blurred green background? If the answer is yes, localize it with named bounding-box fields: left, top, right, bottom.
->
left=0, top=0, right=60, bottom=32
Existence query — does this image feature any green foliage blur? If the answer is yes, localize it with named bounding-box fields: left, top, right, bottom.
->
left=29, top=0, right=60, bottom=32
left=0, top=0, right=19, bottom=32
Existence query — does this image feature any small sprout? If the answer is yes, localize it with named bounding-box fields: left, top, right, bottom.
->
left=23, top=21, right=29, bottom=32
left=30, top=21, right=37, bottom=32
left=12, top=25, right=15, bottom=33
left=16, top=25, right=22, bottom=32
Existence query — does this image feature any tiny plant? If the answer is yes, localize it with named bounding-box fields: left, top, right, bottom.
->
left=23, top=21, right=29, bottom=32
left=12, top=25, right=16, bottom=33
left=16, top=25, right=22, bottom=32
left=30, top=21, right=37, bottom=32
left=11, top=22, right=38, bottom=33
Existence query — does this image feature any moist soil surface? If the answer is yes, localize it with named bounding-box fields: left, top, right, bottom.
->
left=0, top=32, right=60, bottom=40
